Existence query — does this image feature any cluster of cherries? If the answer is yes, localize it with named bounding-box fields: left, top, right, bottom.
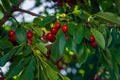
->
left=52, top=0, right=77, bottom=7
left=8, top=30, right=33, bottom=45
left=90, top=35, right=97, bottom=47
left=42, top=22, right=68, bottom=42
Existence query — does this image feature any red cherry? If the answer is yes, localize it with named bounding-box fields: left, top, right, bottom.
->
left=8, top=30, right=15, bottom=37
left=51, top=27, right=58, bottom=35
left=90, top=35, right=95, bottom=42
left=62, top=24, right=68, bottom=33
left=27, top=31, right=33, bottom=39
left=55, top=58, right=63, bottom=65
left=0, top=77, right=4, bottom=80
left=55, top=22, right=61, bottom=29
left=46, top=33, right=56, bottom=42
left=72, top=54, right=77, bottom=60
left=57, top=66, right=63, bottom=70
left=27, top=38, right=32, bottom=44
left=91, top=41, right=97, bottom=47
left=57, top=0, right=63, bottom=7
left=41, top=36, right=47, bottom=41
left=9, top=35, right=16, bottom=42
left=65, top=34, right=68, bottom=41
left=52, top=0, right=58, bottom=2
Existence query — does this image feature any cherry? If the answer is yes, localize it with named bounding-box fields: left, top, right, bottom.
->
left=57, top=66, right=63, bottom=70
left=55, top=22, right=61, bottom=29
left=27, top=31, right=33, bottom=39
left=51, top=27, right=58, bottom=35
left=57, top=0, right=63, bottom=7
left=91, top=41, right=97, bottom=47
left=9, top=35, right=16, bottom=42
left=8, top=30, right=15, bottom=37
left=72, top=54, right=77, bottom=60
left=65, top=34, right=68, bottom=41
left=46, top=33, right=56, bottom=42
left=55, top=58, right=63, bottom=65
left=41, top=36, right=47, bottom=41
left=62, top=24, right=68, bottom=33
left=52, top=0, right=58, bottom=2
left=0, top=77, right=4, bottom=80
left=90, top=35, right=95, bottom=42
left=27, top=38, right=32, bottom=44
left=92, top=77, right=102, bottom=80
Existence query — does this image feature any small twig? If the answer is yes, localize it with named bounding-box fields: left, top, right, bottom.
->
left=17, top=8, right=45, bottom=18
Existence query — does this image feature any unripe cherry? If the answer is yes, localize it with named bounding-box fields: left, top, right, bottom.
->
left=51, top=27, right=58, bottom=35
left=8, top=30, right=15, bottom=37
left=62, top=24, right=68, bottom=33
left=90, top=35, right=95, bottom=42
left=27, top=31, right=33, bottom=39
left=55, top=22, right=61, bottom=29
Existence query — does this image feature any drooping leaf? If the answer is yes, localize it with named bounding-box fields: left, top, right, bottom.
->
left=24, top=45, right=32, bottom=56
left=7, top=59, right=24, bottom=78
left=91, top=28, right=105, bottom=49
left=77, top=45, right=88, bottom=64
left=1, top=0, right=11, bottom=13
left=73, top=24, right=84, bottom=44
left=95, top=12, right=120, bottom=25
left=51, top=33, right=66, bottom=62
left=20, top=58, right=35, bottom=80
left=16, top=27, right=27, bottom=44
left=40, top=16, right=56, bottom=27
left=0, top=48, right=16, bottom=66
left=35, top=42, right=47, bottom=54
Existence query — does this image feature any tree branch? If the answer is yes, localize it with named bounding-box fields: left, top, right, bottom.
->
left=17, top=8, right=45, bottom=18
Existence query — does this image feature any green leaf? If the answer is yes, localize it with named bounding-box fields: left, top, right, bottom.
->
left=15, top=46, right=23, bottom=55
left=45, top=65, right=59, bottom=80
left=63, top=77, right=70, bottom=80
left=7, top=59, right=23, bottom=78
left=35, top=42, right=47, bottom=54
left=16, top=27, right=27, bottom=44
left=1, top=0, right=11, bottom=13
left=32, top=27, right=43, bottom=37
left=68, top=23, right=77, bottom=36
left=77, top=45, right=88, bottom=64
left=24, top=45, right=32, bottom=56
left=51, top=33, right=66, bottom=62
left=114, top=0, right=120, bottom=14
left=9, top=0, right=18, bottom=6
left=20, top=58, right=35, bottom=80
left=95, top=12, right=120, bottom=25
left=0, top=48, right=16, bottom=66
left=107, top=34, right=112, bottom=47
left=33, top=18, right=41, bottom=26
left=40, top=16, right=55, bottom=27
left=73, top=24, right=84, bottom=44
left=91, top=28, right=105, bottom=49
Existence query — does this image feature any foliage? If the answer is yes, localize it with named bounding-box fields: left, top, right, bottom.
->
left=0, top=0, right=120, bottom=80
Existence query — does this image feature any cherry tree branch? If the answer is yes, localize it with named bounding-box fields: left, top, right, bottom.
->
left=17, top=8, right=45, bottom=18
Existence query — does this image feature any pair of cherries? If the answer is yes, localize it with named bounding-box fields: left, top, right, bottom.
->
left=90, top=35, right=97, bottom=47
left=8, top=30, right=33, bottom=45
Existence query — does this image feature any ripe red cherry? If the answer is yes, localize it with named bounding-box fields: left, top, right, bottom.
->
left=65, top=34, right=68, bottom=41
left=52, top=0, right=58, bottom=2
left=57, top=0, right=63, bottom=7
left=57, top=66, right=63, bottom=70
left=51, top=27, right=58, bottom=35
left=27, top=38, right=32, bottom=44
left=55, top=22, right=61, bottom=29
left=91, top=41, right=97, bottom=47
left=62, top=25, right=68, bottom=33
left=9, top=35, right=16, bottom=42
left=27, top=31, right=33, bottom=39
left=0, top=77, right=4, bottom=80
left=90, top=35, right=95, bottom=42
left=8, top=30, right=15, bottom=37
left=46, top=33, right=56, bottom=42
